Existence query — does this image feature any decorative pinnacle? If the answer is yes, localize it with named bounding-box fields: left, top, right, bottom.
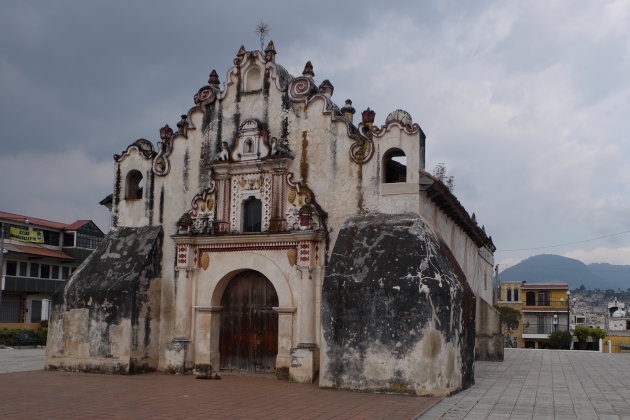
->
left=302, top=61, right=314, bottom=78
left=159, top=124, right=173, bottom=140
left=361, top=107, right=375, bottom=126
left=318, top=79, right=334, bottom=96
left=208, top=69, right=220, bottom=86
left=237, top=45, right=246, bottom=56
left=265, top=40, right=276, bottom=61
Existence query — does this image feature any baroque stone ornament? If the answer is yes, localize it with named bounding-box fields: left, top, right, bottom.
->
left=288, top=76, right=317, bottom=103
left=200, top=252, right=210, bottom=271
left=287, top=248, right=297, bottom=266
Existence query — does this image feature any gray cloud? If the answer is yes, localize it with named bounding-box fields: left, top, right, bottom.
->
left=1, top=1, right=629, bottom=268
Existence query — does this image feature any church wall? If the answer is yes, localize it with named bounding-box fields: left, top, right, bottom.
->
left=90, top=46, right=500, bottom=384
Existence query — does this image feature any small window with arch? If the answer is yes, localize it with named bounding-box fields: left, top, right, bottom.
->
left=383, top=148, right=407, bottom=183
left=242, top=196, right=262, bottom=232
left=125, top=170, right=144, bottom=200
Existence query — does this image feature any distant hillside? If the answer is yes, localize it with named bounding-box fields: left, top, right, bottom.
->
left=588, top=263, right=630, bottom=290
left=499, top=254, right=620, bottom=290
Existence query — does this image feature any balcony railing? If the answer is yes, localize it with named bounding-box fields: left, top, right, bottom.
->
left=522, top=297, right=569, bottom=308
left=3, top=276, right=66, bottom=294
left=523, top=324, right=569, bottom=335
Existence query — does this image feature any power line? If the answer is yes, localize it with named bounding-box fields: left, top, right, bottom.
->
left=497, top=229, right=630, bottom=252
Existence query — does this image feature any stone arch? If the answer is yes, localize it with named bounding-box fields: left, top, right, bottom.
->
left=382, top=148, right=407, bottom=183
left=209, top=252, right=293, bottom=308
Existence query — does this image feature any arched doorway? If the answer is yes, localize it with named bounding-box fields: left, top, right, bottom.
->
left=219, top=270, right=279, bottom=373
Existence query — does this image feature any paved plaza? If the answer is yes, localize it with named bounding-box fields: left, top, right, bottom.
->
left=423, top=349, right=630, bottom=419
left=2, top=348, right=630, bottom=419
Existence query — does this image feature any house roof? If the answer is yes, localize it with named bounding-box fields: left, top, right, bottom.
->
left=11, top=244, right=74, bottom=260
left=65, top=220, right=91, bottom=230
left=419, top=172, right=496, bottom=252
left=0, top=211, right=94, bottom=232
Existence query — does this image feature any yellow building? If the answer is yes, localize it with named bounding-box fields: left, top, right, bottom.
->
left=497, top=282, right=570, bottom=348
left=496, top=282, right=522, bottom=348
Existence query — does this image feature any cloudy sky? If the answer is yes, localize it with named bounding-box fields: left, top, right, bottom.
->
left=1, top=1, right=629, bottom=269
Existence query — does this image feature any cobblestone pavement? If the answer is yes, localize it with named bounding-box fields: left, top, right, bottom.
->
left=421, top=349, right=630, bottom=420
left=0, top=348, right=439, bottom=419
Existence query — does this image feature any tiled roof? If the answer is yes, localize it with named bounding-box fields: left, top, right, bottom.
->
left=12, top=244, right=74, bottom=260
left=0, top=210, right=92, bottom=232
left=65, top=220, right=90, bottom=230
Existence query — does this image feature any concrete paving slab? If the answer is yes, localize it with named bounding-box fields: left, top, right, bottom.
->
left=421, top=349, right=630, bottom=419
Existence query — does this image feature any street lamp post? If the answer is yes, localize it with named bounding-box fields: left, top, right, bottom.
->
left=0, top=222, right=5, bottom=316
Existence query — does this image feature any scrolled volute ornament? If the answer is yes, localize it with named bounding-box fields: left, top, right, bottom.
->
left=288, top=76, right=317, bottom=103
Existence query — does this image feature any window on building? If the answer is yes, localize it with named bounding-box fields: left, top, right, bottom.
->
left=526, top=291, right=535, bottom=306
left=52, top=265, right=59, bottom=279
left=537, top=291, right=550, bottom=306
left=507, top=288, right=512, bottom=301
left=383, top=148, right=407, bottom=183
left=6, top=261, right=17, bottom=276
left=62, top=266, right=70, bottom=280
left=125, top=170, right=144, bottom=199
left=243, top=196, right=262, bottom=232
left=43, top=230, right=60, bottom=246
left=19, top=262, right=27, bottom=276
left=514, top=289, right=519, bottom=302
left=31, top=300, right=42, bottom=323
left=74, top=223, right=104, bottom=249
left=63, top=232, right=75, bottom=247
left=30, top=263, right=39, bottom=278
left=40, top=264, right=50, bottom=279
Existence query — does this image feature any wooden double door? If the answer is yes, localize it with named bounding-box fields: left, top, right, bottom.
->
left=219, top=270, right=279, bottom=373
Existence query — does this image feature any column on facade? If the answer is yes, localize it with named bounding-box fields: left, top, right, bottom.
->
left=298, top=266, right=316, bottom=345
left=272, top=306, right=296, bottom=373
left=174, top=268, right=193, bottom=339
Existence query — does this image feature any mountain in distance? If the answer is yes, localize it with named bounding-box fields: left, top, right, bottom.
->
left=499, top=254, right=630, bottom=290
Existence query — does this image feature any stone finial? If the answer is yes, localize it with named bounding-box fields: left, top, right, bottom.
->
left=341, top=99, right=356, bottom=123
left=159, top=124, right=173, bottom=140
left=471, top=213, right=477, bottom=224
left=208, top=70, right=220, bottom=86
left=361, top=107, right=375, bottom=128
left=177, top=114, right=188, bottom=132
left=265, top=40, right=277, bottom=61
left=302, top=61, right=314, bottom=78
left=318, top=79, right=334, bottom=97
left=237, top=45, right=247, bottom=56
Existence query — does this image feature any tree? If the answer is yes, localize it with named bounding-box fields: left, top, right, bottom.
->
left=574, top=326, right=607, bottom=350
left=432, top=163, right=455, bottom=192
left=495, top=305, right=521, bottom=347
left=495, top=305, right=521, bottom=330
left=548, top=330, right=572, bottom=349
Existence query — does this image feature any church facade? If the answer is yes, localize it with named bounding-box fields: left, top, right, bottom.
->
left=47, top=43, right=500, bottom=396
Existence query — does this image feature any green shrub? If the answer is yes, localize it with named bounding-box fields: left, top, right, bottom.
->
left=36, top=327, right=48, bottom=342
left=0, top=329, right=19, bottom=346
left=548, top=330, right=572, bottom=349
left=574, top=326, right=607, bottom=350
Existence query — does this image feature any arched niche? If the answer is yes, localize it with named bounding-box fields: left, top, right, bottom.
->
left=125, top=169, right=144, bottom=199
left=244, top=66, right=262, bottom=91
left=383, top=148, right=407, bottom=183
